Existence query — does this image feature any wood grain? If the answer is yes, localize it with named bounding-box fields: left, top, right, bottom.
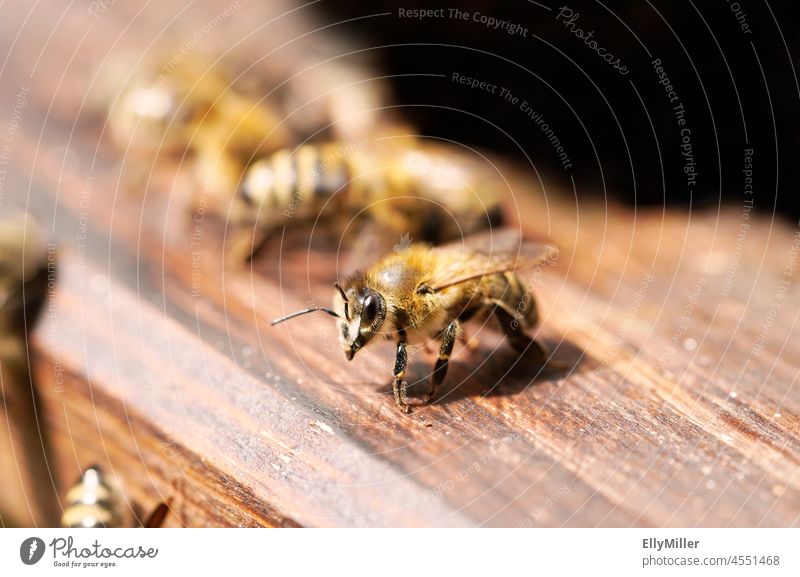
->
left=1, top=0, right=798, bottom=528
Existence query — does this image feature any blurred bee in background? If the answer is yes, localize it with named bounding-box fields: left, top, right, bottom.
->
left=101, top=53, right=394, bottom=215
left=99, top=52, right=509, bottom=262
left=61, top=466, right=123, bottom=528
left=229, top=137, right=507, bottom=260
left=0, top=213, right=47, bottom=377
left=61, top=466, right=170, bottom=528
left=100, top=56, right=293, bottom=214
left=271, top=230, right=559, bottom=413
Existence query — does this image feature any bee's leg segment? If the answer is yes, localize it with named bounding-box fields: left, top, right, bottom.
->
left=491, top=300, right=548, bottom=363
left=392, top=330, right=410, bottom=413
left=426, top=320, right=459, bottom=404
left=143, top=500, right=171, bottom=528
left=226, top=227, right=269, bottom=263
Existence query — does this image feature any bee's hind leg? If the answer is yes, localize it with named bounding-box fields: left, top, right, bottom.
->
left=490, top=300, right=550, bottom=364
left=424, top=320, right=459, bottom=405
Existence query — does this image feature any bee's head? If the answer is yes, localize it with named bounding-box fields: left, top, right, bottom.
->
left=269, top=276, right=387, bottom=361
left=334, top=281, right=387, bottom=361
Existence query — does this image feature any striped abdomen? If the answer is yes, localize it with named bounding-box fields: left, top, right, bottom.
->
left=60, top=467, right=120, bottom=528
left=239, top=144, right=363, bottom=222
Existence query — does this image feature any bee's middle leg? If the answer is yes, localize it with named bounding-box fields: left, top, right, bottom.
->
left=425, top=320, right=459, bottom=405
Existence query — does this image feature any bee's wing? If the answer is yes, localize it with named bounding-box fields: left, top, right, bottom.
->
left=428, top=230, right=558, bottom=292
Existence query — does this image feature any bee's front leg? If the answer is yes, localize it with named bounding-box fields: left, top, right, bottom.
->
left=392, top=330, right=410, bottom=413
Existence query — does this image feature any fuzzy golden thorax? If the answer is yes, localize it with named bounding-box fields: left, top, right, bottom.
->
left=334, top=246, right=451, bottom=359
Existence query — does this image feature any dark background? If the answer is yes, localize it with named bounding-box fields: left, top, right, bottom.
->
left=318, top=1, right=799, bottom=219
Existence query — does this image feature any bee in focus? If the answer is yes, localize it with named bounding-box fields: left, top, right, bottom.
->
left=272, top=231, right=558, bottom=413
left=61, top=466, right=170, bottom=528
left=231, top=138, right=506, bottom=260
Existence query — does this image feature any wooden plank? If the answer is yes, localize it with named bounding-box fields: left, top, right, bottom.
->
left=25, top=149, right=800, bottom=526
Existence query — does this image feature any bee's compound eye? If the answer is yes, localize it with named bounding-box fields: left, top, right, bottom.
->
left=362, top=293, right=380, bottom=326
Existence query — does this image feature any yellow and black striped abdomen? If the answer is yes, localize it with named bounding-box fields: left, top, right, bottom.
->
left=60, top=467, right=120, bottom=528
left=239, top=144, right=358, bottom=222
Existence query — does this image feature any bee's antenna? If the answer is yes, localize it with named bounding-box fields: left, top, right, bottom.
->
left=334, top=282, right=350, bottom=320
left=271, top=307, right=340, bottom=326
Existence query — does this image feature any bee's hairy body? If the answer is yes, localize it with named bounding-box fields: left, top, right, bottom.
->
left=235, top=140, right=505, bottom=259
left=271, top=229, right=556, bottom=414
left=327, top=237, right=550, bottom=413
left=345, top=246, right=538, bottom=345
left=61, top=467, right=121, bottom=529
left=61, top=467, right=171, bottom=528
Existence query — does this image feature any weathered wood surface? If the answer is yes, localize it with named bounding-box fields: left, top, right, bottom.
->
left=1, top=1, right=799, bottom=527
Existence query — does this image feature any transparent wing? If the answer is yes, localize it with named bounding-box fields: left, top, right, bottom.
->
left=428, top=229, right=558, bottom=292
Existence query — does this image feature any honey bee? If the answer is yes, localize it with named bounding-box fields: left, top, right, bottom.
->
left=0, top=213, right=46, bottom=377
left=272, top=231, right=558, bottom=412
left=104, top=57, right=293, bottom=213
left=231, top=138, right=506, bottom=259
left=0, top=212, right=46, bottom=312
left=103, top=54, right=396, bottom=218
left=61, top=466, right=123, bottom=528
left=61, top=466, right=170, bottom=528
left=106, top=57, right=291, bottom=157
